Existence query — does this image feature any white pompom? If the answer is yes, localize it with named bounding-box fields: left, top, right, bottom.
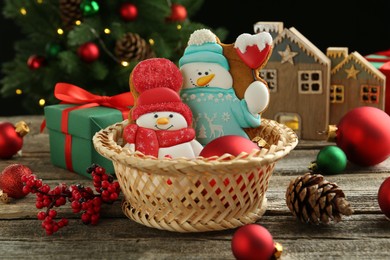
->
left=188, top=29, right=217, bottom=46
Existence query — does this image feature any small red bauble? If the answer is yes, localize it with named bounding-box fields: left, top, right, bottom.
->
left=0, top=121, right=29, bottom=159
left=166, top=3, right=187, bottom=22
left=0, top=164, right=33, bottom=199
left=231, top=224, right=275, bottom=260
left=27, top=55, right=46, bottom=70
left=378, top=176, right=390, bottom=219
left=200, top=135, right=260, bottom=158
left=77, top=42, right=100, bottom=63
left=335, top=107, right=390, bottom=166
left=119, top=3, right=138, bottom=21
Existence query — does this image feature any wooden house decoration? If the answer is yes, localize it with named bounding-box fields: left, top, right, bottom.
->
left=365, top=51, right=390, bottom=116
left=254, top=22, right=331, bottom=140
left=326, top=47, right=386, bottom=125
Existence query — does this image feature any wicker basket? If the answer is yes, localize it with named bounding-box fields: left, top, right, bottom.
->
left=93, top=119, right=298, bottom=232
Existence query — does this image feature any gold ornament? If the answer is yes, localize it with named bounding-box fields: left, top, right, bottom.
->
left=0, top=190, right=11, bottom=204
left=15, top=121, right=30, bottom=137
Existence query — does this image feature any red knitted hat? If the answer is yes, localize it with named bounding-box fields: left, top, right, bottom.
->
left=131, top=58, right=193, bottom=125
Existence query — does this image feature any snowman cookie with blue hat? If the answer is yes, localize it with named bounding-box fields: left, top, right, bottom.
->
left=179, top=29, right=273, bottom=145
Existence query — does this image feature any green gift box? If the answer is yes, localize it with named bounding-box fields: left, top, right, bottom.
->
left=44, top=104, right=127, bottom=178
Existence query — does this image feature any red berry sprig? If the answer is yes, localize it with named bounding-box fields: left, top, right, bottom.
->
left=22, top=164, right=120, bottom=235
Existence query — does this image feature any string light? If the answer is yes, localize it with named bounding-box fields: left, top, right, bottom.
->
left=20, top=8, right=27, bottom=15
left=38, top=99, right=46, bottom=106
left=36, top=0, right=43, bottom=4
left=176, top=24, right=182, bottom=30
left=16, top=89, right=23, bottom=95
left=57, top=28, right=64, bottom=35
left=121, top=61, right=129, bottom=67
left=104, top=28, right=111, bottom=34
left=75, top=20, right=82, bottom=26
left=149, top=38, right=155, bottom=46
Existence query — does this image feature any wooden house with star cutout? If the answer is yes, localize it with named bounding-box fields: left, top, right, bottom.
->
left=326, top=47, right=386, bottom=125
left=254, top=22, right=386, bottom=140
left=254, top=22, right=331, bottom=140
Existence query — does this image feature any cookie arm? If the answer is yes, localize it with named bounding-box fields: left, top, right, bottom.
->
left=231, top=100, right=261, bottom=128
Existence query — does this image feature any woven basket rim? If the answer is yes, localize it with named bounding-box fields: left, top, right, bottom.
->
left=93, top=118, right=298, bottom=176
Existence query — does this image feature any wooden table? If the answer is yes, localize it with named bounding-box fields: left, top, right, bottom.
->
left=1, top=115, right=390, bottom=260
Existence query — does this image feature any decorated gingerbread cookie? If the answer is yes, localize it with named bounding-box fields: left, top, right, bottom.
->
left=179, top=29, right=273, bottom=145
left=123, top=58, right=203, bottom=159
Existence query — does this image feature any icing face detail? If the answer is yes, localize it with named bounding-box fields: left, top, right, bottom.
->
left=136, top=111, right=188, bottom=131
left=181, top=62, right=233, bottom=89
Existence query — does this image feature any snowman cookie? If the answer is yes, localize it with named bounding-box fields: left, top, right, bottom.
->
left=123, top=58, right=203, bottom=159
left=179, top=29, right=273, bottom=145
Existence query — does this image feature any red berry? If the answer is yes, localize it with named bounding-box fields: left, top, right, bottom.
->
left=93, top=175, right=101, bottom=183
left=37, top=211, right=46, bottom=220
left=92, top=197, right=102, bottom=206
left=57, top=218, right=68, bottom=228
left=81, top=213, right=91, bottom=223
left=107, top=185, right=117, bottom=193
left=35, top=179, right=43, bottom=188
left=110, top=193, right=118, bottom=201
left=26, top=179, right=35, bottom=187
left=36, top=201, right=44, bottom=209
left=91, top=214, right=99, bottom=225
left=87, top=207, right=95, bottom=215
left=101, top=190, right=109, bottom=198
left=48, top=209, right=57, bottom=218
left=43, top=198, right=51, bottom=207
left=61, top=218, right=69, bottom=226
left=71, top=200, right=81, bottom=209
left=93, top=205, right=100, bottom=213
left=52, top=224, right=59, bottom=232
left=22, top=185, right=31, bottom=194
left=95, top=167, right=105, bottom=175
left=101, top=180, right=110, bottom=189
left=40, top=184, right=50, bottom=193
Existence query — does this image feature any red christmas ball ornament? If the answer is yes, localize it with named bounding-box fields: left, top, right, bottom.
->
left=0, top=164, right=33, bottom=199
left=0, top=121, right=29, bottom=159
left=231, top=224, right=280, bottom=260
left=27, top=55, right=46, bottom=69
left=200, top=135, right=260, bottom=158
left=167, top=3, right=187, bottom=22
left=378, top=176, right=390, bottom=219
left=77, top=42, right=100, bottom=63
left=332, top=107, right=390, bottom=166
left=119, top=3, right=138, bottom=21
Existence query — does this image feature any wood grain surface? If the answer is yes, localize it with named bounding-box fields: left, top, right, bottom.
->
left=0, top=116, right=389, bottom=260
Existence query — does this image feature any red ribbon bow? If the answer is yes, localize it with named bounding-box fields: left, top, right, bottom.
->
left=54, top=82, right=133, bottom=111
left=43, top=83, right=134, bottom=172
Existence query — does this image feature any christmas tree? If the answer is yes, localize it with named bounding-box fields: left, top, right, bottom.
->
left=1, top=0, right=227, bottom=114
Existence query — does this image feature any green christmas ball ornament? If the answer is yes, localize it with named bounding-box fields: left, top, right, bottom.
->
left=80, top=0, right=100, bottom=16
left=315, top=146, right=347, bottom=174
left=45, top=43, right=62, bottom=58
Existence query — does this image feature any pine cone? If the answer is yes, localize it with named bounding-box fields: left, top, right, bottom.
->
left=59, top=0, right=83, bottom=30
left=114, top=32, right=155, bottom=62
left=285, top=172, right=353, bottom=224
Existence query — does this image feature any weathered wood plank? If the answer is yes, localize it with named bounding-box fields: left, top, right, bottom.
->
left=1, top=215, right=389, bottom=260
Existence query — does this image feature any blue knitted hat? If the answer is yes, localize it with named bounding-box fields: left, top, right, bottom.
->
left=179, top=29, right=230, bottom=70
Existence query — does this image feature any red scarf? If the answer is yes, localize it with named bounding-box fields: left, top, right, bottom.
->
left=123, top=124, right=196, bottom=157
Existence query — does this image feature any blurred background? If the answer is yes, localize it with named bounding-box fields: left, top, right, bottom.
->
left=1, top=0, right=389, bottom=116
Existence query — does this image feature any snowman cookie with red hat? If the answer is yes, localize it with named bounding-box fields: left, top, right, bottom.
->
left=123, top=58, right=203, bottom=159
